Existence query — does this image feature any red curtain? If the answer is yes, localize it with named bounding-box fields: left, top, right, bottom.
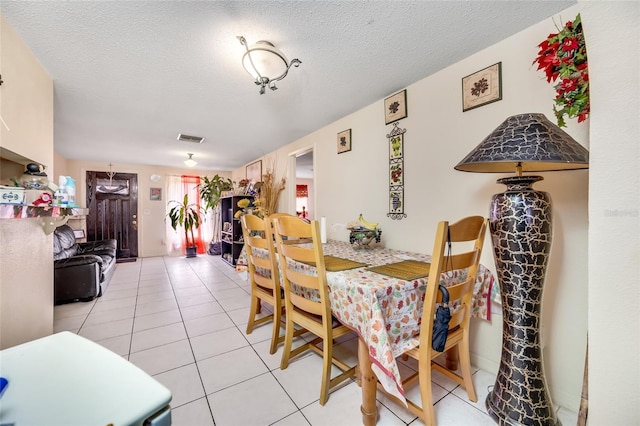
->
left=296, top=184, right=308, bottom=198
left=182, top=175, right=206, bottom=254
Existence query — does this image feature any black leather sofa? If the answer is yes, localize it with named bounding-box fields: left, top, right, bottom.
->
left=53, top=224, right=117, bottom=304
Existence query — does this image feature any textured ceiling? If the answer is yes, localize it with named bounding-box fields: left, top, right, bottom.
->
left=1, top=1, right=575, bottom=171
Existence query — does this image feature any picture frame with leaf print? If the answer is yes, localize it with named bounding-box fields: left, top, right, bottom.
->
left=384, top=89, right=407, bottom=125
left=337, top=129, right=352, bottom=154
left=462, top=62, right=502, bottom=111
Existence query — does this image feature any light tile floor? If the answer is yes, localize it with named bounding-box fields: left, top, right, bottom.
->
left=54, top=255, right=578, bottom=426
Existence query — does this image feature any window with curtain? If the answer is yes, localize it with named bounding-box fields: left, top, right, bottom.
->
left=165, top=175, right=213, bottom=256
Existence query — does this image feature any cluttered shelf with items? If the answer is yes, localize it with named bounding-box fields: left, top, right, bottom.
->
left=1, top=163, right=79, bottom=208
left=0, top=162, right=86, bottom=233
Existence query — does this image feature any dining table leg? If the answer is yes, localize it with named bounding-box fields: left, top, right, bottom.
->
left=358, top=338, right=378, bottom=426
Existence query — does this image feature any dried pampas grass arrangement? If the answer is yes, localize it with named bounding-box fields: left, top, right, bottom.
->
left=254, top=159, right=286, bottom=217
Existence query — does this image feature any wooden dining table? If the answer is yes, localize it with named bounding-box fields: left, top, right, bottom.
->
left=237, top=239, right=495, bottom=425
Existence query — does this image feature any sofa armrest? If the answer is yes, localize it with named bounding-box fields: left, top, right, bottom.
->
left=55, top=254, right=103, bottom=269
left=78, top=239, right=117, bottom=254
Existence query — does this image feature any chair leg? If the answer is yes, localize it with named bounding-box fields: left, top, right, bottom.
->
left=418, top=360, right=436, bottom=425
left=280, top=313, right=295, bottom=370
left=457, top=340, right=477, bottom=402
left=246, top=293, right=259, bottom=335
left=319, top=336, right=333, bottom=406
left=269, top=299, right=282, bottom=355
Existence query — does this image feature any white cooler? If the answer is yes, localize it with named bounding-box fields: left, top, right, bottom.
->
left=0, top=331, right=172, bottom=425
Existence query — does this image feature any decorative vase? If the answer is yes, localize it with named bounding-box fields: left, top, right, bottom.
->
left=485, top=175, right=559, bottom=426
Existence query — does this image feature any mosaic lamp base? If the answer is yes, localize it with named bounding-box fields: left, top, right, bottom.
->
left=485, top=175, right=560, bottom=426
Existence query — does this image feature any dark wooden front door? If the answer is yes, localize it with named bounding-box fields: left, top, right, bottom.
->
left=86, top=171, right=138, bottom=259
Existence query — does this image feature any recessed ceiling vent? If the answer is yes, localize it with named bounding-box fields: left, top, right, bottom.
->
left=177, top=133, right=204, bottom=144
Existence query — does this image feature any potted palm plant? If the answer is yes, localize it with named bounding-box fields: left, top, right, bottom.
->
left=168, top=194, right=203, bottom=258
left=199, top=175, right=233, bottom=255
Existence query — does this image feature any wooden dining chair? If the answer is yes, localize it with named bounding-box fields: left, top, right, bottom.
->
left=379, top=215, right=487, bottom=425
left=240, top=213, right=286, bottom=354
left=272, top=215, right=357, bottom=406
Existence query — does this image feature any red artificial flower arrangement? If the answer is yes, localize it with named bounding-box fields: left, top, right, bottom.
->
left=533, top=14, right=590, bottom=127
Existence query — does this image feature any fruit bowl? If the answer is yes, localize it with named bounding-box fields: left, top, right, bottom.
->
left=348, top=226, right=382, bottom=248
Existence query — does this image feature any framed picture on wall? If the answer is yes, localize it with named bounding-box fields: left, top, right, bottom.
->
left=337, top=129, right=352, bottom=154
left=246, top=160, right=262, bottom=183
left=384, top=89, right=407, bottom=125
left=462, top=62, right=502, bottom=111
left=150, top=187, right=161, bottom=201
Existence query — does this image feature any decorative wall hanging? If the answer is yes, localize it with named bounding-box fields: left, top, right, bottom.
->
left=387, top=122, right=407, bottom=220
left=462, top=62, right=502, bottom=111
left=246, top=160, right=262, bottom=183
left=337, top=129, right=352, bottom=154
left=296, top=184, right=308, bottom=198
left=533, top=14, right=589, bottom=127
left=150, top=187, right=162, bottom=201
left=384, top=90, right=407, bottom=125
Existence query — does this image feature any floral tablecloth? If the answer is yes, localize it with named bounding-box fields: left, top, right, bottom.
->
left=236, top=240, right=496, bottom=405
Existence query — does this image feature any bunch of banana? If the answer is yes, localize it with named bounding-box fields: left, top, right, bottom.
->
left=358, top=213, right=379, bottom=230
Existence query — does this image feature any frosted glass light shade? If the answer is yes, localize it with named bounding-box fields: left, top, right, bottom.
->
left=241, top=41, right=289, bottom=80
left=184, top=153, right=197, bottom=167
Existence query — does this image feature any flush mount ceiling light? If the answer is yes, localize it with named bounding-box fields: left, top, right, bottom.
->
left=184, top=153, right=197, bottom=167
left=237, top=35, right=301, bottom=95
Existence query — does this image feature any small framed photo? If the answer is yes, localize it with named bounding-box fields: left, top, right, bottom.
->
left=73, top=229, right=85, bottom=239
left=337, top=129, right=352, bottom=154
left=384, top=89, right=407, bottom=125
left=246, top=160, right=262, bottom=183
left=150, top=187, right=162, bottom=201
left=462, top=62, right=502, bottom=111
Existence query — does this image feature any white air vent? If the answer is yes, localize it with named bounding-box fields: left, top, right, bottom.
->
left=177, top=133, right=204, bottom=144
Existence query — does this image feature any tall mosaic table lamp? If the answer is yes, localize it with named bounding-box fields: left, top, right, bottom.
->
left=454, top=113, right=589, bottom=425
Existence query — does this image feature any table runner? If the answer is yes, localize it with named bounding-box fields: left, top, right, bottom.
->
left=300, top=255, right=368, bottom=272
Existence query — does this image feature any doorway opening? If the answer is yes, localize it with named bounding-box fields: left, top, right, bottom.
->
left=294, top=149, right=314, bottom=220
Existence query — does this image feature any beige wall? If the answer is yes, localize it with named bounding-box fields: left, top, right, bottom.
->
left=61, top=159, right=231, bottom=257
left=229, top=4, right=606, bottom=413
left=0, top=14, right=53, bottom=170
left=581, top=1, right=639, bottom=423
left=0, top=14, right=54, bottom=348
left=52, top=151, right=69, bottom=179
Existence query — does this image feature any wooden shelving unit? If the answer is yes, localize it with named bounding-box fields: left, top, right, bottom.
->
left=220, top=195, right=253, bottom=267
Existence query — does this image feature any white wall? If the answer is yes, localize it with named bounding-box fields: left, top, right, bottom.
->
left=581, top=1, right=640, bottom=423
left=232, top=4, right=611, bottom=412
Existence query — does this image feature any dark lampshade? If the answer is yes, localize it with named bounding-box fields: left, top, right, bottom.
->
left=454, top=113, right=589, bottom=173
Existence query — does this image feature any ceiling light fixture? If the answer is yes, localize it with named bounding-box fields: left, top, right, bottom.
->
left=107, top=163, right=116, bottom=187
left=237, top=35, right=301, bottom=95
left=184, top=153, right=197, bottom=168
